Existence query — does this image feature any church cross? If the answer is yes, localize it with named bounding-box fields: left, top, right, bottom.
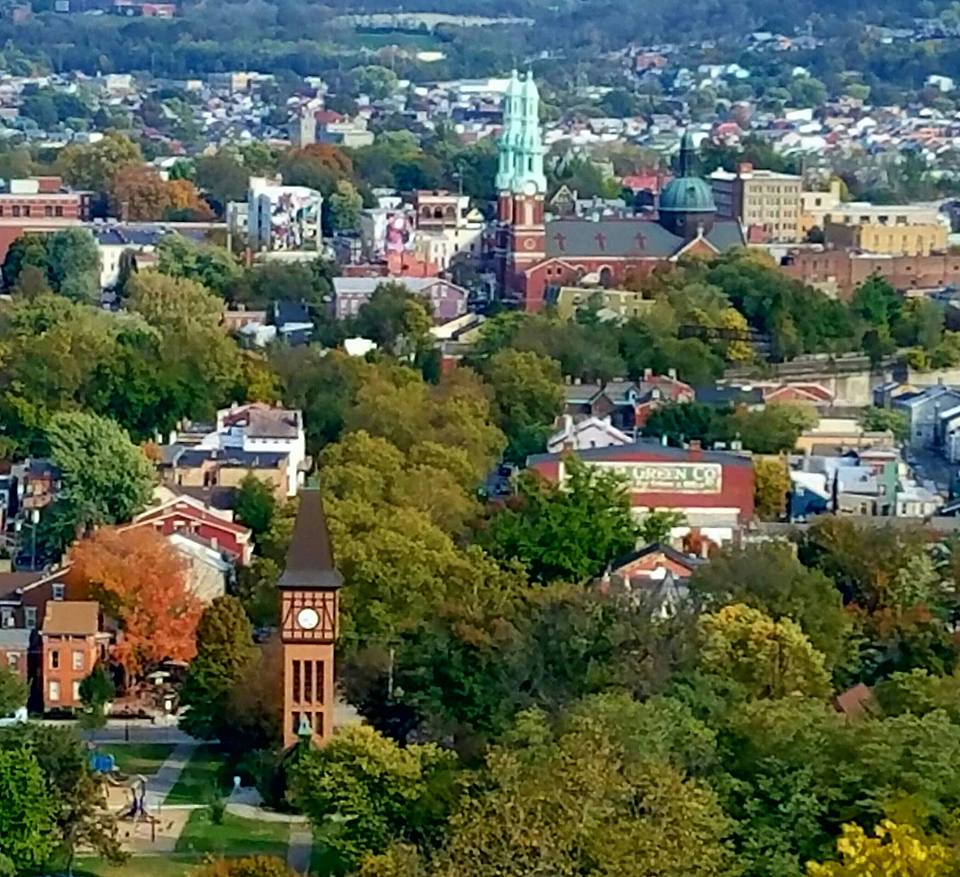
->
left=634, top=232, right=647, bottom=250
left=595, top=232, right=606, bottom=251
left=553, top=232, right=566, bottom=251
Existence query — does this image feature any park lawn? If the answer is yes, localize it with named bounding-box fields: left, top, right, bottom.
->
left=175, top=809, right=290, bottom=858
left=74, top=853, right=200, bottom=877
left=98, top=743, right=176, bottom=776
left=165, top=744, right=230, bottom=805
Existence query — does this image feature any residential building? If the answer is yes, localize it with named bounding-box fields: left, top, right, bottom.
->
left=333, top=276, right=469, bottom=323
left=708, top=163, right=803, bottom=242
left=601, top=543, right=703, bottom=617
left=0, top=177, right=89, bottom=261
left=824, top=217, right=948, bottom=256
left=0, top=569, right=72, bottom=633
left=0, top=629, right=29, bottom=681
left=892, top=384, right=960, bottom=451
left=547, top=286, right=656, bottom=322
left=799, top=181, right=843, bottom=236
left=161, top=447, right=289, bottom=503
left=546, top=415, right=632, bottom=453
left=41, top=601, right=108, bottom=712
left=562, top=373, right=694, bottom=432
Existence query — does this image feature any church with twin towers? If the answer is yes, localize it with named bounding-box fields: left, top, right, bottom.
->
left=492, top=70, right=745, bottom=311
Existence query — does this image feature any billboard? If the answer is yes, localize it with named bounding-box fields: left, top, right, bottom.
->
left=583, top=461, right=723, bottom=494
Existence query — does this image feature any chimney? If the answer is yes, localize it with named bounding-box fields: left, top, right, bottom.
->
left=688, top=439, right=703, bottom=459
left=643, top=368, right=653, bottom=380
left=737, top=161, right=754, bottom=175
left=211, top=537, right=219, bottom=551
left=668, top=368, right=677, bottom=380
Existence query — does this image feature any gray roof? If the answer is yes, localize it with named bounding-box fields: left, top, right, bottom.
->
left=177, top=448, right=288, bottom=469
left=0, top=629, right=29, bottom=650
left=544, top=218, right=744, bottom=259
left=246, top=408, right=301, bottom=439
left=278, top=489, right=342, bottom=591
left=333, top=277, right=465, bottom=295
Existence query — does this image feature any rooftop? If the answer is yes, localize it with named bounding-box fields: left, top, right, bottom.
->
left=43, top=601, right=99, bottom=636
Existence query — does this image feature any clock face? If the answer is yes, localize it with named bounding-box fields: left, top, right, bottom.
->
left=522, top=237, right=536, bottom=250
left=297, top=607, right=320, bottom=631
left=523, top=180, right=538, bottom=196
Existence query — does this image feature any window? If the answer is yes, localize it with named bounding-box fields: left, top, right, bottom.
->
left=52, top=583, right=65, bottom=601
left=316, top=661, right=325, bottom=704
left=44, top=205, right=52, bottom=217
left=73, top=650, right=85, bottom=672
left=24, top=607, right=37, bottom=629
left=304, top=660, right=313, bottom=703
left=7, top=653, right=17, bottom=670
left=22, top=206, right=30, bottom=217
left=48, top=680, right=60, bottom=702
left=315, top=711, right=324, bottom=737
left=292, top=660, right=301, bottom=704
left=50, top=650, right=60, bottom=670
left=0, top=609, right=12, bottom=628
left=291, top=710, right=300, bottom=736
left=72, top=680, right=81, bottom=702
left=11, top=205, right=19, bottom=217
left=54, top=206, right=63, bottom=217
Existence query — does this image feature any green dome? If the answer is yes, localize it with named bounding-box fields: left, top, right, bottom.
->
left=659, top=176, right=716, bottom=213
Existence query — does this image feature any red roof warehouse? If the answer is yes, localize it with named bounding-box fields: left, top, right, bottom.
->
left=527, top=444, right=755, bottom=533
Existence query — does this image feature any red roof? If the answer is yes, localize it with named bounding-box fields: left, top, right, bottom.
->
left=622, top=174, right=667, bottom=193
left=130, top=501, right=250, bottom=537
left=315, top=110, right=343, bottom=125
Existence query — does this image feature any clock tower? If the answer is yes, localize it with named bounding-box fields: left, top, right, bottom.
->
left=495, top=70, right=546, bottom=302
left=278, top=488, right=343, bottom=749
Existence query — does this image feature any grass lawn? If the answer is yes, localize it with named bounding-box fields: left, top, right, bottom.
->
left=310, top=843, right=344, bottom=877
left=165, top=745, right=230, bottom=805
left=73, top=854, right=201, bottom=877
left=98, top=743, right=176, bottom=776
left=175, top=809, right=290, bottom=858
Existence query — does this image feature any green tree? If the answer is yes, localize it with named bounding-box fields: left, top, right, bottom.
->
left=0, top=666, right=27, bottom=717
left=2, top=231, right=48, bottom=289
left=753, top=457, right=790, bottom=520
left=689, top=543, right=850, bottom=669
left=57, top=131, right=142, bottom=193
left=47, top=411, right=155, bottom=530
left=858, top=407, right=910, bottom=443
left=78, top=663, right=115, bottom=731
left=126, top=271, right=224, bottom=328
left=46, top=228, right=101, bottom=303
left=0, top=745, right=57, bottom=873
left=481, top=457, right=638, bottom=583
left=482, top=350, right=564, bottom=465
left=156, top=234, right=242, bottom=296
left=698, top=603, right=832, bottom=699
left=289, top=725, right=457, bottom=872
left=639, top=509, right=686, bottom=544
left=351, top=65, right=399, bottom=99
left=195, top=151, right=249, bottom=209
left=179, top=596, right=258, bottom=743
left=352, top=283, right=433, bottom=357
left=436, top=707, right=738, bottom=877
left=329, top=179, right=363, bottom=233
left=234, top=475, right=278, bottom=537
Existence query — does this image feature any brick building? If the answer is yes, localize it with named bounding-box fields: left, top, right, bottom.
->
left=0, top=178, right=91, bottom=262
left=527, top=443, right=755, bottom=537
left=781, top=249, right=960, bottom=298
left=41, top=601, right=108, bottom=712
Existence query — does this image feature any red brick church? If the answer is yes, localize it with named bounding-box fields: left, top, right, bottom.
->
left=493, top=72, right=745, bottom=311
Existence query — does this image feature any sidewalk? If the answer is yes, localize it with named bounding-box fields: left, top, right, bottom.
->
left=146, top=741, right=199, bottom=808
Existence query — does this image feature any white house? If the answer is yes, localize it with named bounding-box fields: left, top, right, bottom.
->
left=546, top=415, right=632, bottom=453
left=196, top=403, right=308, bottom=497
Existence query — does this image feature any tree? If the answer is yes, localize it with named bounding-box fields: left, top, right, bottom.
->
left=351, top=65, right=399, bottom=99
left=754, top=456, right=790, bottom=520
left=57, top=131, right=142, bottom=193
left=166, top=178, right=214, bottom=220
left=698, top=604, right=832, bottom=699
left=482, top=350, right=565, bottom=465
left=639, top=509, right=687, bottom=545
left=352, top=283, right=433, bottom=356
left=436, top=708, right=738, bottom=877
left=126, top=271, right=224, bottom=328
left=11, top=263, right=52, bottom=298
left=0, top=746, right=57, bottom=874
left=66, top=527, right=203, bottom=678
left=2, top=231, right=48, bottom=289
left=0, top=666, right=27, bottom=717
left=45, top=228, right=101, bottom=303
left=47, top=411, right=154, bottom=529
left=195, top=151, right=249, bottom=210
left=156, top=234, right=242, bottom=295
left=110, top=165, right=173, bottom=220
left=689, top=543, right=851, bottom=669
left=234, top=475, right=278, bottom=537
left=289, top=725, right=457, bottom=872
left=481, top=457, right=638, bottom=584
left=329, top=179, right=363, bottom=232
left=179, top=596, right=258, bottom=742
left=858, top=407, right=909, bottom=443
left=0, top=724, right=123, bottom=873
left=194, top=857, right=298, bottom=877
left=78, top=663, right=115, bottom=730
left=806, top=821, right=952, bottom=876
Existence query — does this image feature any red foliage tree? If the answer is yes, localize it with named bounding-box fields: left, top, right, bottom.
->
left=66, top=526, right=202, bottom=678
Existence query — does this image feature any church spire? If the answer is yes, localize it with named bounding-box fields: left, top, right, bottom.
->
left=677, top=130, right=696, bottom=177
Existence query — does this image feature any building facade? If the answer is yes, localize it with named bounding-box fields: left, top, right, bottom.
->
left=41, top=601, right=108, bottom=712
left=709, top=163, right=803, bottom=242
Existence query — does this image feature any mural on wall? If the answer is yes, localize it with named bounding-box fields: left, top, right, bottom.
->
left=384, top=211, right=415, bottom=254
left=269, top=189, right=322, bottom=251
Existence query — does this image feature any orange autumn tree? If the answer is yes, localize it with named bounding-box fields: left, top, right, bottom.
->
left=67, top=526, right=202, bottom=678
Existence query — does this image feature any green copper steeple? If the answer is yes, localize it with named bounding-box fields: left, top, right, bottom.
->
left=497, top=70, right=546, bottom=196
